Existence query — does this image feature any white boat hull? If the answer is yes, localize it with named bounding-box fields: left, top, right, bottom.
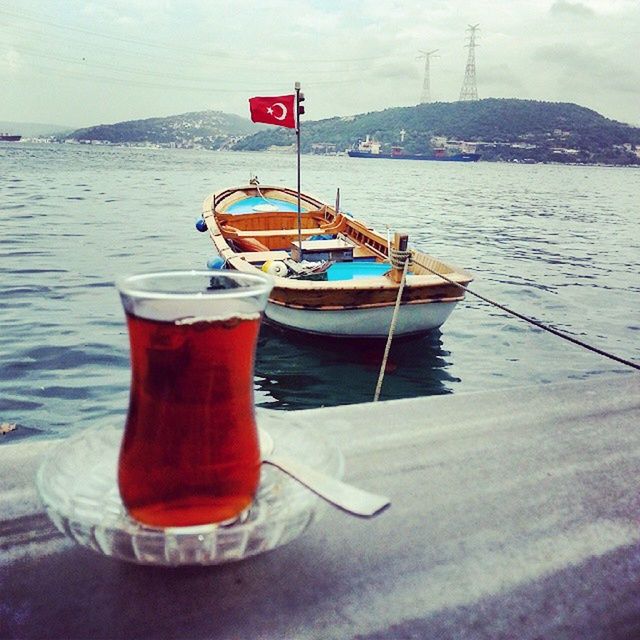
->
left=265, top=300, right=458, bottom=339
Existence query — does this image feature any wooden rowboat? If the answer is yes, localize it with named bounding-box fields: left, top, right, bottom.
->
left=200, top=183, right=473, bottom=339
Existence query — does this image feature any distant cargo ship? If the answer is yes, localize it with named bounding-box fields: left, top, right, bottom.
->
left=0, top=133, right=22, bottom=142
left=348, top=149, right=481, bottom=162
left=347, top=135, right=480, bottom=162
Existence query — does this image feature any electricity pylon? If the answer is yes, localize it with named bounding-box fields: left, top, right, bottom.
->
left=417, top=49, right=439, bottom=104
left=459, top=24, right=479, bottom=101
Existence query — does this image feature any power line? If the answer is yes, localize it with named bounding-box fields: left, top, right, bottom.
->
left=15, top=56, right=363, bottom=95
left=0, top=8, right=395, bottom=66
left=0, top=20, right=211, bottom=67
left=0, top=19, right=385, bottom=73
left=6, top=43, right=283, bottom=86
left=3, top=39, right=374, bottom=86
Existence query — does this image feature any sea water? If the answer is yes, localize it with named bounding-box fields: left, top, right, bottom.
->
left=1, top=143, right=638, bottom=438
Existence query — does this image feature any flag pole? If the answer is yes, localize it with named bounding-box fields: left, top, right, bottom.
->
left=295, top=81, right=302, bottom=260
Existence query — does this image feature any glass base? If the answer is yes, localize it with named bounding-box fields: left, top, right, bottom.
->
left=36, top=413, right=343, bottom=566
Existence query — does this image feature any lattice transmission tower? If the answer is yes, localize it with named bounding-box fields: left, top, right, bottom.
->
left=459, top=24, right=479, bottom=101
left=417, top=49, right=439, bottom=104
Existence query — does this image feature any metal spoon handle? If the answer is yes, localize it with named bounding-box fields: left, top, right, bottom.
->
left=263, top=452, right=391, bottom=518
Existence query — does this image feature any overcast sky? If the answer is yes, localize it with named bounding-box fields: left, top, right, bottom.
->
left=1, top=0, right=639, bottom=128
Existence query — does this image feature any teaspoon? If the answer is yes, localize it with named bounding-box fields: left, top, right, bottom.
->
left=259, top=429, right=390, bottom=518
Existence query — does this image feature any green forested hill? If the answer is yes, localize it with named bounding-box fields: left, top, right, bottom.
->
left=64, top=99, right=640, bottom=165
left=232, top=99, right=640, bottom=164
left=66, top=110, right=259, bottom=147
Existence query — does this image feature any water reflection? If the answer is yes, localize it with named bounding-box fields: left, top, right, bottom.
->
left=255, top=325, right=459, bottom=409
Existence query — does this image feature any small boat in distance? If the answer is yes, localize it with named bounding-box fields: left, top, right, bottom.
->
left=0, top=133, right=21, bottom=142
left=347, top=135, right=480, bottom=162
left=200, top=182, right=473, bottom=339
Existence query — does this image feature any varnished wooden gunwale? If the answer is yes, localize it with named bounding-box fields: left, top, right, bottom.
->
left=264, top=275, right=466, bottom=309
left=202, top=185, right=326, bottom=218
left=267, top=292, right=465, bottom=311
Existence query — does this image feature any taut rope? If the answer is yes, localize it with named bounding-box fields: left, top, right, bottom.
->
left=374, top=250, right=412, bottom=402
left=412, top=255, right=640, bottom=372
left=374, top=251, right=639, bottom=401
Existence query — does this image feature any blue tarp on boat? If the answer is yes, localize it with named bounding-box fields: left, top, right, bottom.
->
left=326, top=261, right=393, bottom=281
left=226, top=197, right=302, bottom=214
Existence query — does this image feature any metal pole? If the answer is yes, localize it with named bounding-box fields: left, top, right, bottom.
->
left=295, top=81, right=302, bottom=259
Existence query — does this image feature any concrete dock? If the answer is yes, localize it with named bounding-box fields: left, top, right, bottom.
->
left=2, top=374, right=640, bottom=639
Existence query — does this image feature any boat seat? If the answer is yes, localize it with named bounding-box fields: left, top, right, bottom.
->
left=235, top=250, right=290, bottom=263
left=220, top=215, right=347, bottom=251
left=230, top=236, right=271, bottom=252
left=232, top=227, right=329, bottom=239
left=217, top=209, right=326, bottom=229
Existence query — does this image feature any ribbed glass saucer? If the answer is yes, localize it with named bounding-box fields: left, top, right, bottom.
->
left=36, top=413, right=343, bottom=566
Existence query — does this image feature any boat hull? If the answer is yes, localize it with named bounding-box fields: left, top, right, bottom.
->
left=0, top=135, right=21, bottom=142
left=347, top=150, right=480, bottom=162
left=265, top=299, right=458, bottom=338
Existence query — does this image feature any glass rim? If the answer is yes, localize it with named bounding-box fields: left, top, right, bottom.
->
left=116, top=270, right=273, bottom=301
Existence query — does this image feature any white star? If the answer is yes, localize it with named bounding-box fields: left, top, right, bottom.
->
left=267, top=107, right=274, bottom=115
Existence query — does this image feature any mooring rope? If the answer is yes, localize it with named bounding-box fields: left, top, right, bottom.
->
left=374, top=254, right=411, bottom=402
left=252, top=179, right=280, bottom=208
left=374, top=252, right=639, bottom=401
left=410, top=255, right=640, bottom=372
left=389, top=247, right=413, bottom=270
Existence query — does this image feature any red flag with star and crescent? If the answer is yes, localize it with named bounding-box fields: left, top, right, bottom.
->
left=248, top=94, right=296, bottom=129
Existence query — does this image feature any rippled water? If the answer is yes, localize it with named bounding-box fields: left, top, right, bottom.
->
left=1, top=144, right=638, bottom=439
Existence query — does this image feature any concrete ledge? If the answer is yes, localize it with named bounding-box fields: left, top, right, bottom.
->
left=2, top=374, right=640, bottom=639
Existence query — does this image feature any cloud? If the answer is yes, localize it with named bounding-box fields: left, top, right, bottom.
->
left=2, top=0, right=639, bottom=126
left=531, top=41, right=640, bottom=110
left=534, top=43, right=609, bottom=77
left=601, top=73, right=640, bottom=96
left=370, top=59, right=419, bottom=81
left=479, top=64, right=525, bottom=92
left=1, top=49, right=21, bottom=74
left=549, top=0, right=595, bottom=18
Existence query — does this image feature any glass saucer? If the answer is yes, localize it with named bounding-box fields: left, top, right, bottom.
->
left=36, top=413, right=343, bottom=566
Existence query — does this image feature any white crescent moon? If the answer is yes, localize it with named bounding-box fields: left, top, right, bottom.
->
left=271, top=102, right=287, bottom=120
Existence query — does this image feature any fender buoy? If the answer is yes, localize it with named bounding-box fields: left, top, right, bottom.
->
left=206, top=256, right=225, bottom=270
left=195, top=218, right=208, bottom=232
left=262, top=260, right=288, bottom=277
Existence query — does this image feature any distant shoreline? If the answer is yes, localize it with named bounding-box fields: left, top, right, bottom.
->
left=6, top=140, right=640, bottom=168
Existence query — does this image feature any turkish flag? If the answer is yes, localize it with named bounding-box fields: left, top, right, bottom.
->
left=248, top=94, right=296, bottom=129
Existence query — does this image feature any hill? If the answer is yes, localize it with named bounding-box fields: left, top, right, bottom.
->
left=62, top=99, right=640, bottom=165
left=233, top=99, right=640, bottom=165
left=66, top=110, right=261, bottom=148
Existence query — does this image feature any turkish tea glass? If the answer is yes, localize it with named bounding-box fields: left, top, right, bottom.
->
left=116, top=270, right=273, bottom=528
